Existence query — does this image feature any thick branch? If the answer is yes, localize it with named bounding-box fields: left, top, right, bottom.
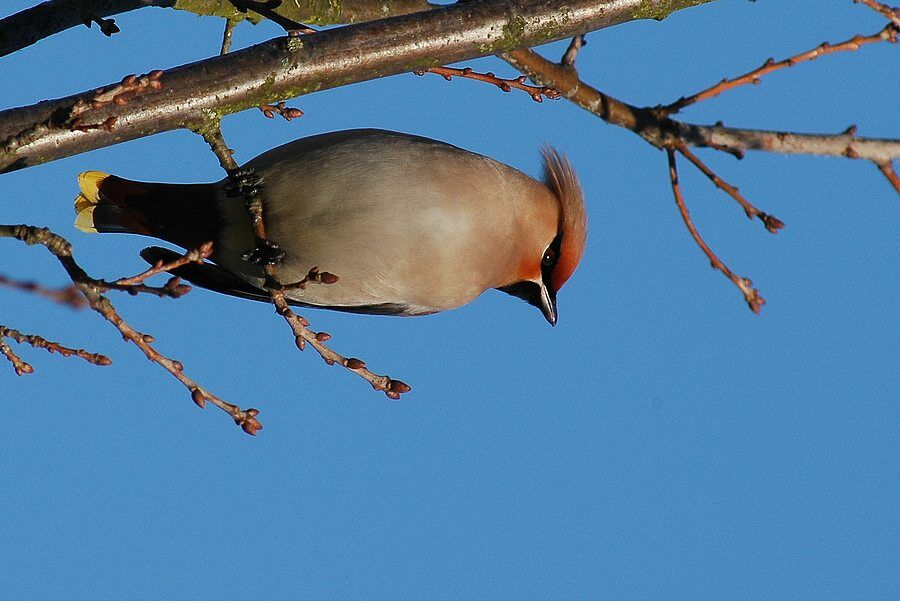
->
left=0, top=0, right=433, bottom=58
left=0, top=0, right=716, bottom=173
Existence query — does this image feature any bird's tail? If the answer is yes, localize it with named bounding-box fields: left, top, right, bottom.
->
left=74, top=171, right=220, bottom=250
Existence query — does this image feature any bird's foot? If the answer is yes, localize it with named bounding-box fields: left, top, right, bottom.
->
left=241, top=238, right=285, bottom=267
left=225, top=167, right=264, bottom=199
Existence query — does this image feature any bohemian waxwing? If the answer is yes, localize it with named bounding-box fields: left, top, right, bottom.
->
left=74, top=129, right=587, bottom=324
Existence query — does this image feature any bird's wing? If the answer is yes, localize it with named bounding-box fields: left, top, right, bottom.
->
left=139, top=246, right=414, bottom=315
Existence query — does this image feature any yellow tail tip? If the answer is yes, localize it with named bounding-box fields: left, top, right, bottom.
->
left=74, top=204, right=97, bottom=233
left=77, top=171, right=109, bottom=204
left=74, top=171, right=108, bottom=233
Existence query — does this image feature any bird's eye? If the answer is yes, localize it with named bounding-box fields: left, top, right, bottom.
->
left=542, top=248, right=556, bottom=267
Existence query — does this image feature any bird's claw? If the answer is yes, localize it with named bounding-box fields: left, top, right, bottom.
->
left=225, top=167, right=264, bottom=198
left=241, top=239, right=285, bottom=267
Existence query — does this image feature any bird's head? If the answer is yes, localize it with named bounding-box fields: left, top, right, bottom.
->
left=498, top=147, right=587, bottom=325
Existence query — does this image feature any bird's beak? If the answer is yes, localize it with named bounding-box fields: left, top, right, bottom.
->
left=539, top=283, right=558, bottom=326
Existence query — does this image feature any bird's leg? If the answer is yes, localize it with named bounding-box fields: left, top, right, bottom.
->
left=225, top=167, right=286, bottom=267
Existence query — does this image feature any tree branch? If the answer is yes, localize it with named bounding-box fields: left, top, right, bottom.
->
left=0, top=325, right=111, bottom=374
left=500, top=49, right=900, bottom=163
left=666, top=150, right=765, bottom=313
left=661, top=23, right=898, bottom=116
left=415, top=66, right=561, bottom=102
left=0, top=0, right=716, bottom=173
left=0, top=0, right=434, bottom=58
left=0, top=225, right=261, bottom=434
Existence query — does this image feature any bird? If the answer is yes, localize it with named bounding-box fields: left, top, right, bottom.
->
left=73, top=128, right=587, bottom=324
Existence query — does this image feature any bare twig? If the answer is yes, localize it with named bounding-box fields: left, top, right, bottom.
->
left=0, top=337, right=33, bottom=375
left=0, top=242, right=207, bottom=301
left=259, top=101, right=304, bottom=121
left=666, top=150, right=765, bottom=313
left=0, top=325, right=111, bottom=373
left=674, top=141, right=786, bottom=232
left=875, top=160, right=900, bottom=193
left=661, top=23, right=899, bottom=115
left=414, top=66, right=560, bottom=102
left=72, top=0, right=122, bottom=37
left=0, top=275, right=85, bottom=308
left=0, top=225, right=260, bottom=434
left=113, top=242, right=213, bottom=287
left=220, top=17, right=239, bottom=55
left=500, top=49, right=900, bottom=163
left=281, top=266, right=339, bottom=291
left=561, top=35, right=586, bottom=67
left=856, top=0, right=900, bottom=26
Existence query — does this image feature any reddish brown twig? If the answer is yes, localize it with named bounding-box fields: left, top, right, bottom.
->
left=268, top=289, right=412, bottom=399
left=0, top=337, right=33, bottom=375
left=0, top=225, right=260, bottom=434
left=281, top=266, right=339, bottom=291
left=414, top=66, right=561, bottom=103
left=662, top=23, right=899, bottom=115
left=875, top=160, right=900, bottom=193
left=200, top=125, right=412, bottom=401
left=502, top=49, right=900, bottom=163
left=856, top=0, right=900, bottom=26
left=114, top=242, right=213, bottom=287
left=0, top=275, right=85, bottom=308
left=666, top=149, right=765, bottom=313
left=259, top=101, right=304, bottom=121
left=561, top=35, right=586, bottom=68
left=0, top=325, right=111, bottom=374
left=674, top=141, right=785, bottom=232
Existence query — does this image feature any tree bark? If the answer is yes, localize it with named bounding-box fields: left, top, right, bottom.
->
left=0, top=0, right=715, bottom=173
left=0, top=0, right=435, bottom=58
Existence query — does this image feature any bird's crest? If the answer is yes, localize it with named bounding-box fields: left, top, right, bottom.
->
left=541, top=147, right=587, bottom=291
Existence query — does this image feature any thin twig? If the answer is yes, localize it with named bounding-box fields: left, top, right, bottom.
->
left=561, top=34, right=586, bottom=67
left=114, top=242, right=213, bottom=286
left=665, top=150, right=765, bottom=313
left=675, top=141, right=786, bottom=232
left=0, top=337, right=33, bottom=375
left=0, top=325, right=111, bottom=371
left=501, top=48, right=900, bottom=162
left=221, top=17, right=238, bottom=55
left=0, top=225, right=260, bottom=434
left=0, top=244, right=210, bottom=301
left=662, top=23, right=899, bottom=115
left=259, top=101, right=304, bottom=121
left=856, top=0, right=900, bottom=26
left=0, top=275, right=85, bottom=308
left=874, top=160, right=900, bottom=193
left=77, top=3, right=120, bottom=37
left=414, top=66, right=561, bottom=103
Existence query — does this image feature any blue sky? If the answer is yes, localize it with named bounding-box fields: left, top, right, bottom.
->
left=1, top=1, right=897, bottom=598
